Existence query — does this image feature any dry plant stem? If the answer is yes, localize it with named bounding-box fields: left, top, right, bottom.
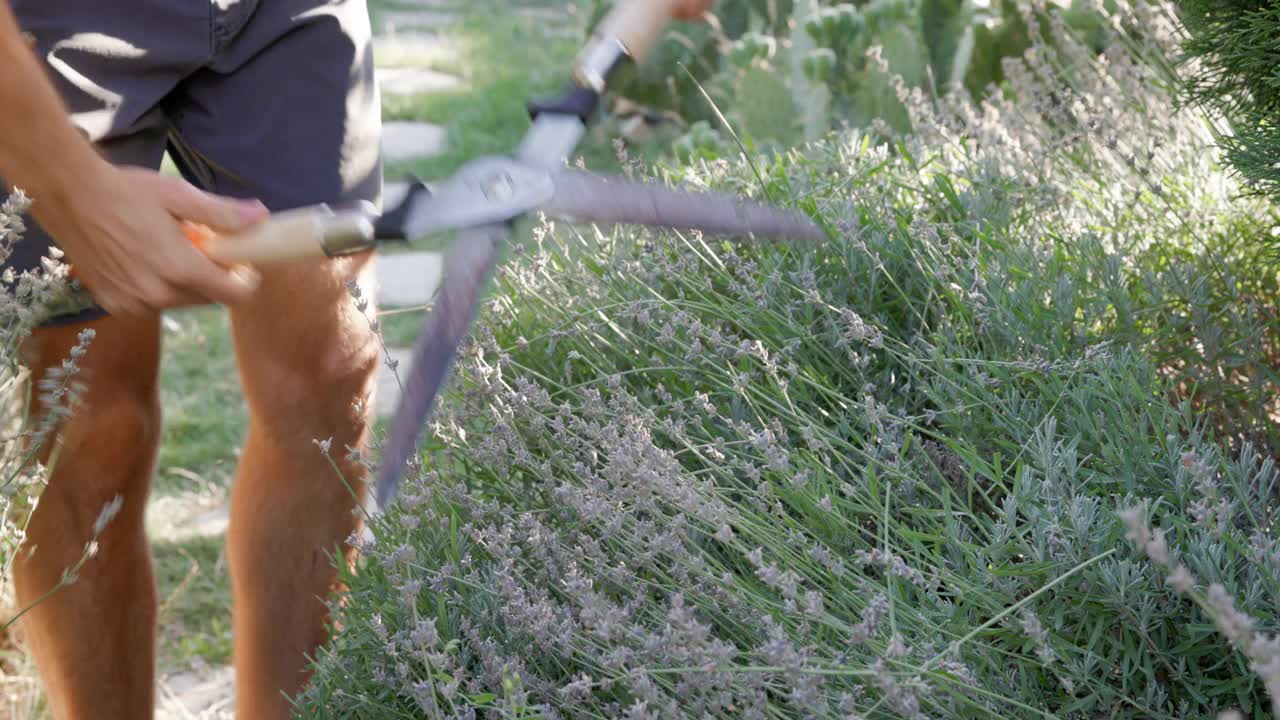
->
left=2, top=351, right=85, bottom=491
left=4, top=522, right=115, bottom=634
left=317, top=442, right=375, bottom=525
left=348, top=279, right=405, bottom=398
left=155, top=547, right=202, bottom=626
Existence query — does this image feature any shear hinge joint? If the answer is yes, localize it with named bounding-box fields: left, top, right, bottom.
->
left=526, top=84, right=601, bottom=123
left=374, top=178, right=431, bottom=241
left=527, top=33, right=628, bottom=123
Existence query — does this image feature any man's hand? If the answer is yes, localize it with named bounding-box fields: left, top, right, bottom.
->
left=672, top=0, right=715, bottom=20
left=0, top=0, right=268, bottom=318
left=36, top=159, right=268, bottom=316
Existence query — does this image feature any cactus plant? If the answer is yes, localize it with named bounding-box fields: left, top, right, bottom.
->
left=735, top=64, right=802, bottom=147
left=595, top=0, right=1115, bottom=153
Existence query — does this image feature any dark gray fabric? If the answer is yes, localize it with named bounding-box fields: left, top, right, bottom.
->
left=3, top=0, right=383, bottom=326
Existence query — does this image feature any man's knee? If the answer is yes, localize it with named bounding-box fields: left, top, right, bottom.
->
left=80, top=386, right=162, bottom=458
left=241, top=332, right=379, bottom=447
left=13, top=386, right=159, bottom=599
left=48, top=385, right=161, bottom=507
left=235, top=265, right=380, bottom=437
left=21, top=320, right=162, bottom=471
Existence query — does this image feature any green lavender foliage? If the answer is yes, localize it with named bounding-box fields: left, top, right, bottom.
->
left=295, top=3, right=1280, bottom=718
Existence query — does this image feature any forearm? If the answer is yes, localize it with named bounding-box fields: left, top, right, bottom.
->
left=0, top=1, right=105, bottom=212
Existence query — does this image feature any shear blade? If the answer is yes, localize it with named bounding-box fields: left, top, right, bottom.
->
left=373, top=222, right=506, bottom=510
left=372, top=167, right=826, bottom=510
left=542, top=169, right=826, bottom=242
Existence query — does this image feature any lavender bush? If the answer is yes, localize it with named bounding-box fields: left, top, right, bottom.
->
left=297, top=1, right=1280, bottom=717
left=0, top=191, right=125, bottom=714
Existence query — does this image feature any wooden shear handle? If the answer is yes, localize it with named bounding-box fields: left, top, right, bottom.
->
left=66, top=204, right=372, bottom=281
left=595, top=0, right=683, bottom=64
left=191, top=204, right=372, bottom=265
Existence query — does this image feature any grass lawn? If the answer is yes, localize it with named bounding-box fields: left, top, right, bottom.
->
left=153, top=535, right=236, bottom=667
left=153, top=309, right=243, bottom=498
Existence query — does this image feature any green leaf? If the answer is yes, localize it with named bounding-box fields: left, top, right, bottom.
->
left=735, top=64, right=801, bottom=147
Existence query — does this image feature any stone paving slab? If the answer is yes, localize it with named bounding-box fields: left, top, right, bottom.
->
left=188, top=504, right=230, bottom=537
left=509, top=4, right=585, bottom=37
left=373, top=30, right=460, bottom=68
left=156, top=664, right=235, bottom=719
left=375, top=250, right=442, bottom=308
left=145, top=488, right=230, bottom=542
left=378, top=66, right=464, bottom=97
left=375, top=9, right=458, bottom=34
left=512, top=5, right=573, bottom=23
left=381, top=120, right=449, bottom=162
left=383, top=0, right=465, bottom=10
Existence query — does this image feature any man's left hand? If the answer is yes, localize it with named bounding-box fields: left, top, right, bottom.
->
left=672, top=0, right=715, bottom=20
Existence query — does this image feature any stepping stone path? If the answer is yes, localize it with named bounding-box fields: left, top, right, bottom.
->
left=374, top=30, right=460, bottom=68
left=145, top=487, right=231, bottom=541
left=153, top=3, right=463, bottom=717
left=381, top=120, right=449, bottom=163
left=378, top=10, right=459, bottom=32
left=375, top=251, right=443, bottom=312
left=379, top=66, right=463, bottom=97
left=156, top=665, right=236, bottom=720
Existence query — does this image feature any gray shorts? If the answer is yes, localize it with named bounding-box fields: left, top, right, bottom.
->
left=4, top=0, right=383, bottom=326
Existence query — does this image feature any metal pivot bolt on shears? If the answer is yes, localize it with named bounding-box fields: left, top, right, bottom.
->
left=194, top=0, right=828, bottom=511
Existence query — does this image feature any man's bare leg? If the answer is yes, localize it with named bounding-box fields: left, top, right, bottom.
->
left=224, top=254, right=379, bottom=719
left=12, top=313, right=163, bottom=719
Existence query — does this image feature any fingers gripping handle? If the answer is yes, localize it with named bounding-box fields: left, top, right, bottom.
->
left=187, top=205, right=374, bottom=266
left=595, top=0, right=682, bottom=65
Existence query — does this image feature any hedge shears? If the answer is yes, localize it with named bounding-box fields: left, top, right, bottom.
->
left=182, top=0, right=827, bottom=511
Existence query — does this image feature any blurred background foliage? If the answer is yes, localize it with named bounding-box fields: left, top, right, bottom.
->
left=587, top=0, right=1117, bottom=158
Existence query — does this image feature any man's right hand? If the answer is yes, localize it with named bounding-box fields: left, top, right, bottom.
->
left=0, top=0, right=269, bottom=319
left=33, top=158, right=270, bottom=317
